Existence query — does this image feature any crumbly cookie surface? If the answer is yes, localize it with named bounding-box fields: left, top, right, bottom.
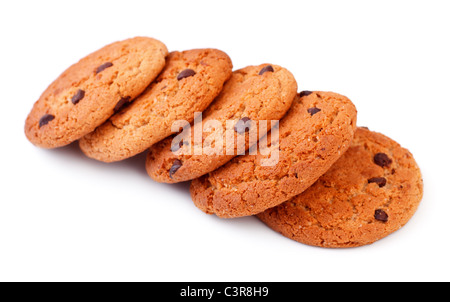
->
left=25, top=37, right=168, bottom=148
left=79, top=49, right=233, bottom=162
left=146, top=64, right=297, bottom=183
left=257, top=128, right=423, bottom=248
left=190, top=91, right=358, bottom=218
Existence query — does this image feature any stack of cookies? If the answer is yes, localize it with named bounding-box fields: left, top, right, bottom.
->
left=25, top=37, right=424, bottom=248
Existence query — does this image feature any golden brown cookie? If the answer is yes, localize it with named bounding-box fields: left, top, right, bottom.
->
left=25, top=37, right=168, bottom=148
left=257, top=128, right=424, bottom=248
left=79, top=49, right=233, bottom=162
left=190, top=91, right=357, bottom=218
left=145, top=64, right=298, bottom=183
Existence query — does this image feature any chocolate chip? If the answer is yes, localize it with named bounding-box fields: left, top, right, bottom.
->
left=368, top=177, right=387, bottom=187
left=307, top=107, right=321, bottom=116
left=95, top=62, right=113, bottom=74
left=299, top=91, right=313, bottom=97
left=171, top=140, right=184, bottom=152
left=71, top=89, right=85, bottom=105
left=39, top=114, right=55, bottom=128
left=374, top=209, right=389, bottom=222
left=234, top=117, right=252, bottom=134
left=177, top=69, right=196, bottom=81
left=374, top=153, right=392, bottom=168
left=169, top=159, right=183, bottom=178
left=258, top=65, right=274, bottom=75
left=114, top=96, right=131, bottom=113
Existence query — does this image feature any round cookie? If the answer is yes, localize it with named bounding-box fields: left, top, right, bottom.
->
left=25, top=37, right=168, bottom=148
left=79, top=49, right=233, bottom=162
left=257, top=128, right=423, bottom=248
left=146, top=64, right=298, bottom=183
left=190, top=91, right=358, bottom=218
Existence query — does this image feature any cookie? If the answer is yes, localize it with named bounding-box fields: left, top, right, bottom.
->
left=257, top=127, right=423, bottom=248
left=25, top=37, right=168, bottom=148
left=145, top=64, right=298, bottom=183
left=79, top=49, right=233, bottom=162
left=190, top=91, right=358, bottom=218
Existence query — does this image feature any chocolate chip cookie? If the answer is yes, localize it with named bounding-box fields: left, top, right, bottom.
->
left=79, top=49, right=233, bottom=162
left=190, top=91, right=358, bottom=218
left=145, top=64, right=298, bottom=183
left=257, top=127, right=423, bottom=248
left=25, top=37, right=168, bottom=148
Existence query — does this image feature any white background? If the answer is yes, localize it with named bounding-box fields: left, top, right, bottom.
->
left=1, top=0, right=449, bottom=282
